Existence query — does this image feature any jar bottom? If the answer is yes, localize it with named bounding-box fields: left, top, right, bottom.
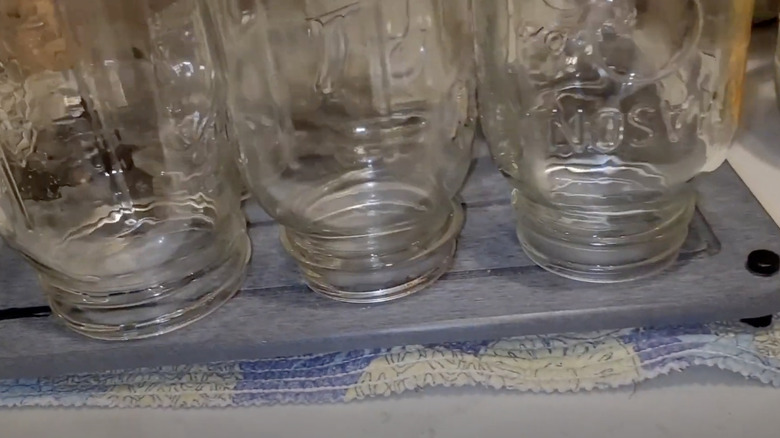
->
left=44, top=233, right=251, bottom=341
left=514, top=189, right=696, bottom=284
left=281, top=200, right=465, bottom=304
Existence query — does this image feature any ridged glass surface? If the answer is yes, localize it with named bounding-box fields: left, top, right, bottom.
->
left=475, top=0, right=753, bottom=282
left=0, top=0, right=249, bottom=339
left=214, top=0, right=476, bottom=301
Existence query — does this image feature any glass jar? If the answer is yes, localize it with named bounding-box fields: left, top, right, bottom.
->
left=0, top=0, right=250, bottom=339
left=475, top=0, right=754, bottom=282
left=213, top=0, right=476, bottom=303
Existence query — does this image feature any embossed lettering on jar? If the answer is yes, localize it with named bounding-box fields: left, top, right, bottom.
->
left=475, top=0, right=753, bottom=282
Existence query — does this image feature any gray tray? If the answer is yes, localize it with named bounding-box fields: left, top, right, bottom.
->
left=1, top=147, right=779, bottom=380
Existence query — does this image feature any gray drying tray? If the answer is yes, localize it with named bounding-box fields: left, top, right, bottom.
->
left=0, top=150, right=779, bottom=380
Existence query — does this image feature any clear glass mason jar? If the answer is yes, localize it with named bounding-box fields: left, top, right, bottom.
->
left=212, top=0, right=476, bottom=303
left=0, top=0, right=250, bottom=339
left=475, top=0, right=754, bottom=283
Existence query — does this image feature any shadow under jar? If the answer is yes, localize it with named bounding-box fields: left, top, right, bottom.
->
left=214, top=0, right=476, bottom=303
left=0, top=0, right=250, bottom=339
left=475, top=0, right=753, bottom=283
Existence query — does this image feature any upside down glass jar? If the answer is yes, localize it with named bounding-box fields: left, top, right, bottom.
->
left=213, top=0, right=476, bottom=303
left=0, top=0, right=250, bottom=339
left=475, top=0, right=753, bottom=282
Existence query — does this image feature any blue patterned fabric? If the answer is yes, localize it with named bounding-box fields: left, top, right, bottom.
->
left=1, top=316, right=780, bottom=408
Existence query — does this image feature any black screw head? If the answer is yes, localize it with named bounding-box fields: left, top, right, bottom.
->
left=741, top=315, right=774, bottom=328
left=746, top=250, right=780, bottom=277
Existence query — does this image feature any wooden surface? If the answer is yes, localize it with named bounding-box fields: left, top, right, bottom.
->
left=0, top=147, right=779, bottom=379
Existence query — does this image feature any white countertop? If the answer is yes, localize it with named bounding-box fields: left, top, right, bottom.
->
left=3, top=24, right=780, bottom=438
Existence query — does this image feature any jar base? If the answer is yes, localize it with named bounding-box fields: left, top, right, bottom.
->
left=515, top=191, right=696, bottom=284
left=282, top=201, right=464, bottom=304
left=45, top=234, right=251, bottom=341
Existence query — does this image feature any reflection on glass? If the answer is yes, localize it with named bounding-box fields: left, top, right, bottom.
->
left=475, top=0, right=753, bottom=282
left=214, top=0, right=476, bottom=302
left=0, top=0, right=250, bottom=339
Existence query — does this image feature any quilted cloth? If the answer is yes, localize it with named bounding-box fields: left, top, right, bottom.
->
left=1, top=316, right=779, bottom=408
